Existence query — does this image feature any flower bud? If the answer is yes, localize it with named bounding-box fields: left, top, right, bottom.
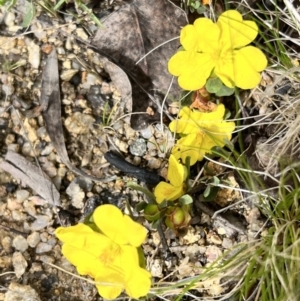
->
left=144, top=204, right=160, bottom=221
left=165, top=206, right=191, bottom=231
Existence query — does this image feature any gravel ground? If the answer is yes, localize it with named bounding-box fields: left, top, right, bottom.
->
left=0, top=1, right=288, bottom=301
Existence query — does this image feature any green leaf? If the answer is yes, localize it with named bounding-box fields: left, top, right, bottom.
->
left=191, top=1, right=200, bottom=9
left=206, top=77, right=235, bottom=97
left=203, top=185, right=211, bottom=198
left=178, top=194, right=193, bottom=205
left=206, top=77, right=223, bottom=93
left=215, top=85, right=235, bottom=97
left=22, top=1, right=36, bottom=27
left=203, top=186, right=219, bottom=202
left=212, top=176, right=220, bottom=186
left=196, top=7, right=207, bottom=14
left=126, top=182, right=156, bottom=203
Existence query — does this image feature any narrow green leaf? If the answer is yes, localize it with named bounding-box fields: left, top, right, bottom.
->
left=22, top=1, right=36, bottom=27
left=126, top=182, right=156, bottom=203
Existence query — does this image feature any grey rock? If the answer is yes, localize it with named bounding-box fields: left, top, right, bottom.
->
left=30, top=215, right=51, bottom=231
left=27, top=232, right=40, bottom=248
left=12, top=252, right=28, bottom=278
left=4, top=282, right=41, bottom=301
left=13, top=235, right=28, bottom=252
left=1, top=236, right=13, bottom=253
left=66, top=181, right=85, bottom=209
left=16, top=190, right=30, bottom=203
left=35, top=242, right=53, bottom=254
left=129, top=138, right=147, bottom=156
left=140, top=126, right=153, bottom=139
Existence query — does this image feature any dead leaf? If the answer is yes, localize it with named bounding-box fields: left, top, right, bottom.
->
left=41, top=49, right=115, bottom=183
left=101, top=55, right=132, bottom=124
left=93, top=0, right=187, bottom=129
left=0, top=150, right=60, bottom=206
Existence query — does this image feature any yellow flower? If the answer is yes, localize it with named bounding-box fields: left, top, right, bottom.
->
left=55, top=204, right=151, bottom=300
left=154, top=155, right=187, bottom=203
left=169, top=104, right=235, bottom=165
left=168, top=10, right=267, bottom=90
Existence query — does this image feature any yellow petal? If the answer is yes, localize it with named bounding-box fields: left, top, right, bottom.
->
left=95, top=268, right=124, bottom=300
left=170, top=105, right=226, bottom=135
left=232, top=46, right=268, bottom=89
left=214, top=49, right=235, bottom=88
left=194, top=18, right=220, bottom=52
left=167, top=154, right=187, bottom=186
left=168, top=51, right=215, bottom=91
left=217, top=10, right=258, bottom=48
left=169, top=107, right=198, bottom=134
left=170, top=105, right=235, bottom=166
left=93, top=204, right=147, bottom=247
left=61, top=243, right=100, bottom=277
left=123, top=215, right=147, bottom=247
left=59, top=230, right=112, bottom=277
left=122, top=245, right=151, bottom=298
left=55, top=224, right=94, bottom=248
left=173, top=133, right=206, bottom=165
left=126, top=267, right=151, bottom=298
left=180, top=24, right=198, bottom=51
left=154, top=182, right=185, bottom=203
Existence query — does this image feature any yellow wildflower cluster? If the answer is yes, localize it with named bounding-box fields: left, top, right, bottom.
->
left=170, top=104, right=235, bottom=165
left=168, top=10, right=267, bottom=91
left=56, top=205, right=151, bottom=300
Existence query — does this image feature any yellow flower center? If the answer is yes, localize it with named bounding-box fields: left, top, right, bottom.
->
left=99, top=242, right=122, bottom=265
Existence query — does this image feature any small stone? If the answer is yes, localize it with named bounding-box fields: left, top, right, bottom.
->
left=0, top=255, right=12, bottom=269
left=0, top=36, right=17, bottom=51
left=12, top=235, right=28, bottom=252
left=25, top=38, right=40, bottom=69
left=60, top=69, right=79, bottom=81
left=1, top=236, right=13, bottom=253
left=5, top=133, right=15, bottom=145
left=205, top=246, right=222, bottom=263
left=15, top=190, right=30, bottom=203
left=12, top=210, right=27, bottom=221
left=207, top=233, right=223, bottom=245
left=114, top=138, right=128, bottom=153
left=12, top=252, right=28, bottom=278
left=66, top=181, right=85, bottom=209
left=30, top=215, right=51, bottom=231
left=217, top=227, right=227, bottom=235
left=47, top=237, right=57, bottom=247
left=4, top=282, right=41, bottom=301
left=150, top=259, right=163, bottom=278
left=81, top=73, right=99, bottom=90
left=27, top=232, right=40, bottom=248
left=23, top=200, right=37, bottom=216
left=7, top=143, right=20, bottom=153
left=222, top=238, right=233, bottom=249
left=147, top=157, right=161, bottom=169
left=4, top=12, right=15, bottom=27
left=140, top=126, right=153, bottom=139
left=35, top=242, right=53, bottom=254
left=40, top=144, right=54, bottom=156
left=129, top=138, right=147, bottom=156
left=64, top=112, right=95, bottom=135
left=7, top=198, right=22, bottom=210
left=76, top=28, right=88, bottom=40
